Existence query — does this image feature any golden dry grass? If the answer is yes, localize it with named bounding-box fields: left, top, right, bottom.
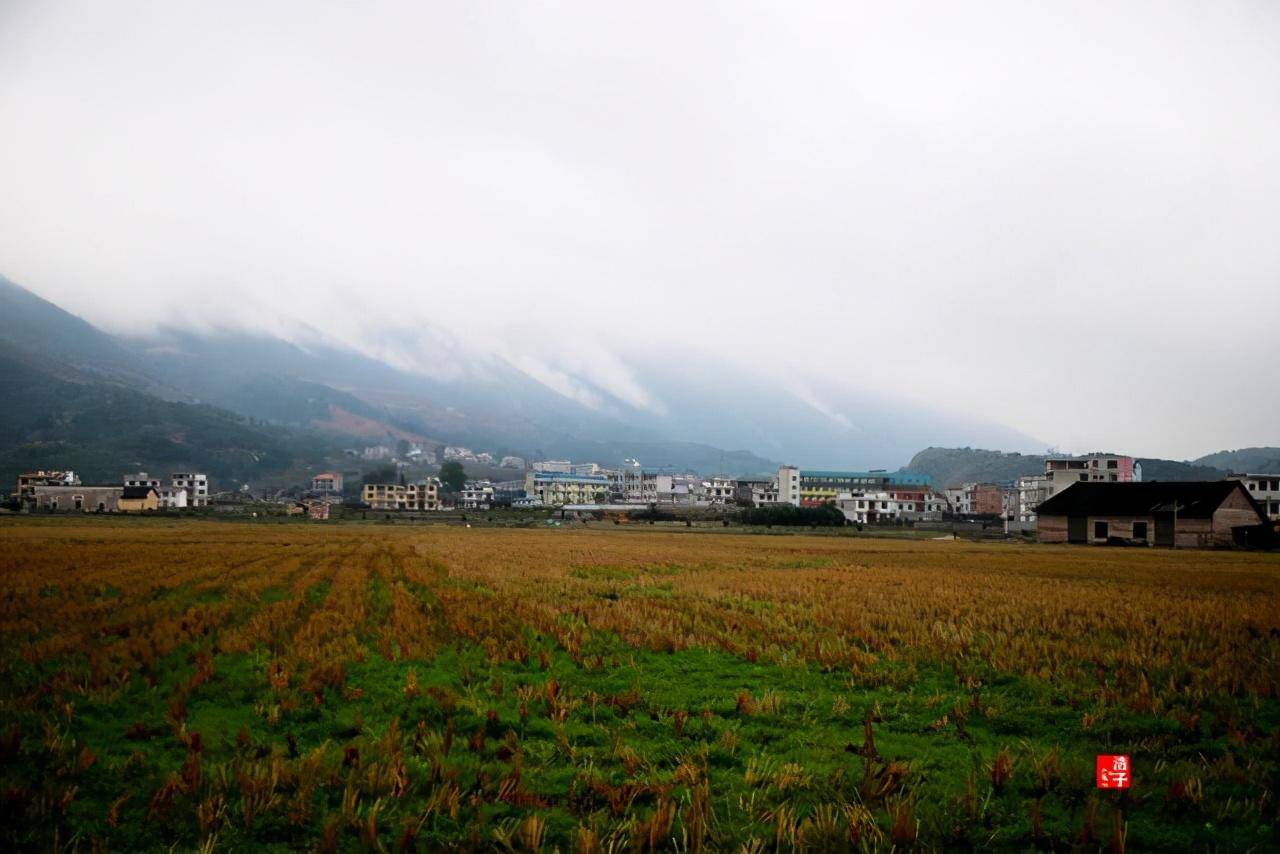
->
left=0, top=519, right=1276, bottom=850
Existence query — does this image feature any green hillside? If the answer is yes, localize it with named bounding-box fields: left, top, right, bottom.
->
left=0, top=346, right=339, bottom=491
left=1193, top=447, right=1280, bottom=473
left=905, top=446, right=1229, bottom=487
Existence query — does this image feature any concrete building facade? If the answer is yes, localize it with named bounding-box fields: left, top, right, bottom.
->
left=1017, top=475, right=1050, bottom=522
left=525, top=471, right=610, bottom=506
left=1229, top=474, right=1280, bottom=520
left=311, top=472, right=344, bottom=496
left=31, top=484, right=122, bottom=512
left=362, top=479, right=440, bottom=511
left=16, top=471, right=79, bottom=505
left=461, top=480, right=495, bottom=509
left=776, top=467, right=930, bottom=507
left=171, top=473, right=209, bottom=507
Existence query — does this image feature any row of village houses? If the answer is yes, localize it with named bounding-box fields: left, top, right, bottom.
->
left=321, top=453, right=1280, bottom=539
left=13, top=471, right=210, bottom=512
left=14, top=455, right=1278, bottom=547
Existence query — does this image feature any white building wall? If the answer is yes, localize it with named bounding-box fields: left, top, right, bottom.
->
left=777, top=466, right=800, bottom=506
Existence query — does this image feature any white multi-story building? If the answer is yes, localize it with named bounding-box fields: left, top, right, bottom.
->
left=703, top=476, right=737, bottom=505
left=1017, top=475, right=1049, bottom=522
left=500, top=456, right=526, bottom=469
left=1044, top=455, right=1140, bottom=495
left=532, top=460, right=573, bottom=473
left=123, top=473, right=189, bottom=509
left=157, top=487, right=188, bottom=509
left=837, top=491, right=946, bottom=524
left=460, top=480, right=495, bottom=509
left=944, top=487, right=970, bottom=515
left=777, top=465, right=801, bottom=506
left=1228, top=473, right=1280, bottom=520
left=171, top=473, right=209, bottom=507
left=525, top=471, right=610, bottom=506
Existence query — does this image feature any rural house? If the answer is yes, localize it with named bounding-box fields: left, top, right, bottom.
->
left=1035, top=481, right=1268, bottom=548
left=31, top=484, right=122, bottom=513
left=118, top=485, right=160, bottom=512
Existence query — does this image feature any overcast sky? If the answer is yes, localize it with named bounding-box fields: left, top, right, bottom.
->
left=2, top=1, right=1277, bottom=459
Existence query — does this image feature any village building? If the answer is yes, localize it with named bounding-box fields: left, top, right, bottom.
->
left=171, top=473, right=209, bottom=507
left=491, top=479, right=527, bottom=506
left=943, top=486, right=970, bottom=515
left=1017, top=474, right=1050, bottom=522
left=967, top=483, right=1004, bottom=515
left=118, top=485, right=160, bottom=512
left=1044, top=454, right=1140, bottom=495
left=1228, top=473, right=1280, bottom=520
left=1035, top=481, right=1268, bottom=548
left=703, top=476, right=737, bottom=506
left=460, top=480, right=495, bottom=509
left=734, top=476, right=779, bottom=507
left=124, top=472, right=189, bottom=509
left=15, top=470, right=79, bottom=505
left=361, top=478, right=441, bottom=511
left=525, top=471, right=610, bottom=506
left=837, top=489, right=947, bottom=524
left=311, top=472, right=344, bottom=495
left=777, top=466, right=931, bottom=507
left=156, top=487, right=188, bottom=509
left=943, top=482, right=1008, bottom=516
left=31, top=484, right=122, bottom=512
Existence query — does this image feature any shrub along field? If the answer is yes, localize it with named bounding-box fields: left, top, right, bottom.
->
left=0, top=520, right=1277, bottom=851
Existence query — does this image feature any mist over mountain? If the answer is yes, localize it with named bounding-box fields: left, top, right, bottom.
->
left=1, top=275, right=1048, bottom=473
left=1, top=274, right=1272, bottom=490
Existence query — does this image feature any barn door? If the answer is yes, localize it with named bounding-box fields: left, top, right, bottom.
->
left=1154, top=515, right=1174, bottom=547
left=1067, top=516, right=1087, bottom=543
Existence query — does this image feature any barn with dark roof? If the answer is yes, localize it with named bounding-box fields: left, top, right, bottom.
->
left=1035, top=481, right=1268, bottom=548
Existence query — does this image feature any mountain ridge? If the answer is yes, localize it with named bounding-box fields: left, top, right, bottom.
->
left=903, top=446, right=1246, bottom=488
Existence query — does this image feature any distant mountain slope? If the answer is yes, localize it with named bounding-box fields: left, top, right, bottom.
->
left=0, top=275, right=782, bottom=476
left=1193, top=447, right=1280, bottom=473
left=0, top=344, right=337, bottom=488
left=903, top=448, right=1047, bottom=486
left=905, top=447, right=1229, bottom=487
left=129, top=328, right=780, bottom=472
left=0, top=274, right=167, bottom=394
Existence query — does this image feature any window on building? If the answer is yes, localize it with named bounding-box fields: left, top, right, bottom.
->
left=1094, top=520, right=1109, bottom=539
left=1133, top=521, right=1148, bottom=540
left=1079, top=473, right=1089, bottom=482
left=1107, top=460, right=1118, bottom=469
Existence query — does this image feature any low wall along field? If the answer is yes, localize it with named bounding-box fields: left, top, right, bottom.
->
left=0, top=520, right=1277, bottom=850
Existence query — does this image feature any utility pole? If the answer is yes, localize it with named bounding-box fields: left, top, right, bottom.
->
left=1171, top=500, right=1183, bottom=548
